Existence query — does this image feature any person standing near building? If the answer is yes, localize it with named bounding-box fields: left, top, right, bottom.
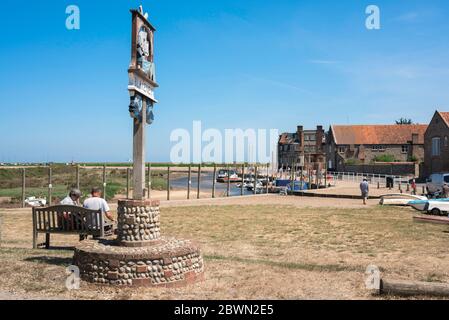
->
left=411, top=179, right=417, bottom=195
left=360, top=178, right=370, bottom=205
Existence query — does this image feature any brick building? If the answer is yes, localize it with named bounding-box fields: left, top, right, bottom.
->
left=326, top=124, right=427, bottom=171
left=423, top=111, right=449, bottom=176
left=278, top=125, right=326, bottom=170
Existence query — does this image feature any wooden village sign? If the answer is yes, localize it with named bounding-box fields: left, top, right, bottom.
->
left=72, top=6, right=204, bottom=288
left=128, top=6, right=159, bottom=200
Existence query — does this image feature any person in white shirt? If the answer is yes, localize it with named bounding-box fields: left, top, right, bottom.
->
left=60, top=189, right=81, bottom=206
left=83, top=187, right=115, bottom=222
left=360, top=178, right=370, bottom=205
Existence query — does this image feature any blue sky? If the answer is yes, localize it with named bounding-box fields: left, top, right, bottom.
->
left=1, top=0, right=449, bottom=162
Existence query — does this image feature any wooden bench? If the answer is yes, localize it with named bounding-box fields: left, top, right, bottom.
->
left=32, top=205, right=113, bottom=249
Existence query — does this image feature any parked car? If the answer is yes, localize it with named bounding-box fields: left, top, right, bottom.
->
left=426, top=173, right=449, bottom=195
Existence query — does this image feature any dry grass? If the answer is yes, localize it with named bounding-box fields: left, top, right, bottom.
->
left=0, top=202, right=448, bottom=300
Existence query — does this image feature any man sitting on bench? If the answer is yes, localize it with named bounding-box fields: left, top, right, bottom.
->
left=83, top=187, right=115, bottom=237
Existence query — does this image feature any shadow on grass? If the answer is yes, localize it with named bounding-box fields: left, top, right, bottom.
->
left=205, top=254, right=378, bottom=273
left=24, top=256, right=73, bottom=267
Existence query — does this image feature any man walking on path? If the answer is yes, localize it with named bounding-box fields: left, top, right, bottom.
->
left=360, top=178, right=370, bottom=205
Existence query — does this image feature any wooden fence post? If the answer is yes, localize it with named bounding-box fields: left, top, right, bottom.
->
left=76, top=165, right=80, bottom=190
left=167, top=166, right=171, bottom=201
left=266, top=163, right=269, bottom=194
left=126, top=168, right=131, bottom=199
left=212, top=164, right=217, bottom=198
left=21, top=168, right=26, bottom=208
left=227, top=165, right=231, bottom=197
left=254, top=165, right=258, bottom=195
left=148, top=163, right=152, bottom=199
left=102, top=165, right=107, bottom=200
left=48, top=166, right=53, bottom=205
left=241, top=164, right=245, bottom=196
left=187, top=165, right=191, bottom=200
left=197, top=164, right=201, bottom=199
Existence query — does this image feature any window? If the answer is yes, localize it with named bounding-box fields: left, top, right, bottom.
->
left=445, top=136, right=449, bottom=147
left=372, top=145, right=385, bottom=152
left=432, top=137, right=441, bottom=156
left=444, top=176, right=449, bottom=184
left=305, top=146, right=315, bottom=153
left=401, top=145, right=409, bottom=154
left=338, top=147, right=346, bottom=153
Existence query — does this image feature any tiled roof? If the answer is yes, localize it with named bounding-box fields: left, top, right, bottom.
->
left=438, top=112, right=449, bottom=127
left=331, top=124, right=427, bottom=145
left=279, top=133, right=297, bottom=145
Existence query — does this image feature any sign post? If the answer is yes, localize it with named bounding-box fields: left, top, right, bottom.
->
left=128, top=7, right=158, bottom=200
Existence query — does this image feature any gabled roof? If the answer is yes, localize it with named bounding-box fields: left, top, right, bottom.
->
left=330, top=124, right=427, bottom=145
left=438, top=111, right=449, bottom=127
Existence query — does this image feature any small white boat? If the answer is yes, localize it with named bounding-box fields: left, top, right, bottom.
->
left=25, top=197, right=47, bottom=207
left=246, top=181, right=263, bottom=191
left=379, top=194, right=428, bottom=206
left=216, top=169, right=240, bottom=183
left=409, top=198, right=449, bottom=214
left=426, top=200, right=449, bottom=216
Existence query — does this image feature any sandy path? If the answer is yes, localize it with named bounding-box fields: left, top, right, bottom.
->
left=306, top=181, right=418, bottom=197
left=158, top=194, right=374, bottom=209
left=0, top=291, right=67, bottom=300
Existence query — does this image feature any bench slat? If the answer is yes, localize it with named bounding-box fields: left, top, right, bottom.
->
left=42, top=210, right=46, bottom=231
left=51, top=210, right=56, bottom=230
left=46, top=210, right=51, bottom=230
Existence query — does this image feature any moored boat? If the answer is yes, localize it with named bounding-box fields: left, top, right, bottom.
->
left=216, top=169, right=240, bottom=183
left=408, top=198, right=449, bottom=213
left=379, top=194, right=428, bottom=206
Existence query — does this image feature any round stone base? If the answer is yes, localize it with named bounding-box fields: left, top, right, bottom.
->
left=73, top=237, right=204, bottom=287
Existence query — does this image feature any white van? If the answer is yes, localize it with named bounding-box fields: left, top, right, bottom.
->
left=426, top=173, right=449, bottom=194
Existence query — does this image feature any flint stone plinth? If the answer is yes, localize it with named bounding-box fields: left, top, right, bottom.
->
left=73, top=199, right=204, bottom=287
left=117, top=200, right=162, bottom=247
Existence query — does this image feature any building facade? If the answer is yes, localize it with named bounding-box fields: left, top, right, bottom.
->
left=278, top=125, right=326, bottom=170
left=423, top=111, right=449, bottom=176
left=326, top=124, right=427, bottom=172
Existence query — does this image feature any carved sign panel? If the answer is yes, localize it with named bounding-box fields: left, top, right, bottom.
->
left=129, top=8, right=157, bottom=87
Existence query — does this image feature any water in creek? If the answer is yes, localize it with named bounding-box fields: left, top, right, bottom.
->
left=169, top=172, right=256, bottom=197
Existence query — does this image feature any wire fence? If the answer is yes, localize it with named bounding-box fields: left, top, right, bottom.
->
left=0, top=163, right=277, bottom=208
left=0, top=164, right=422, bottom=208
